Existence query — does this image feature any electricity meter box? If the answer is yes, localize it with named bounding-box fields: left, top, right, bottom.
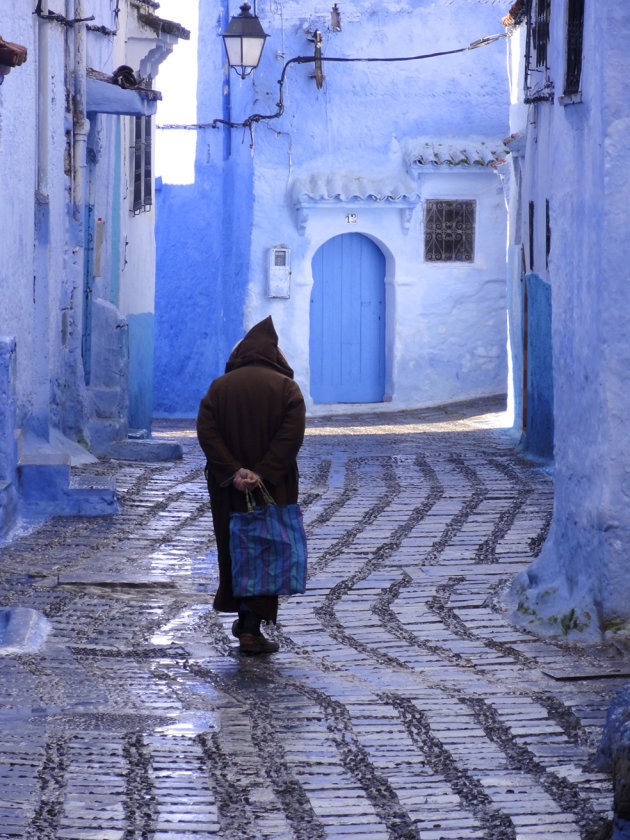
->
left=267, top=247, right=291, bottom=298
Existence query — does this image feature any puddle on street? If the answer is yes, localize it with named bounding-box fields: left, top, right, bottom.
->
left=156, top=711, right=220, bottom=738
left=148, top=548, right=217, bottom=593
left=149, top=604, right=211, bottom=647
left=150, top=633, right=174, bottom=646
left=190, top=550, right=218, bottom=591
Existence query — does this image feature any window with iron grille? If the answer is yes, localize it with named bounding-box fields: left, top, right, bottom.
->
left=524, top=0, right=553, bottom=101
left=131, top=115, right=152, bottom=214
left=533, top=0, right=550, bottom=67
left=564, top=0, right=584, bottom=95
left=424, top=200, right=476, bottom=263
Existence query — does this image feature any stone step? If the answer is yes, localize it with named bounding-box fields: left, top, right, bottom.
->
left=18, top=460, right=118, bottom=516
left=88, top=418, right=129, bottom=455
left=104, top=438, right=183, bottom=462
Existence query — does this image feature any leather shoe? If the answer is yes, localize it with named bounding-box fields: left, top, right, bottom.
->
left=231, top=618, right=242, bottom=639
left=239, top=632, right=279, bottom=655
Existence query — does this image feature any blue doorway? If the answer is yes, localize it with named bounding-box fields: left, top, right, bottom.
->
left=310, top=233, right=386, bottom=403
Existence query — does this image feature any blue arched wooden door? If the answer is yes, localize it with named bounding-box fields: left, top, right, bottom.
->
left=310, top=233, right=386, bottom=402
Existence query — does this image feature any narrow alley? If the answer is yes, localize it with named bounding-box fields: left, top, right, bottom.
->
left=0, top=398, right=620, bottom=840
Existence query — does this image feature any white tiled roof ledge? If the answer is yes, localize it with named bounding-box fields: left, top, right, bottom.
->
left=403, top=138, right=507, bottom=169
left=290, top=170, right=420, bottom=203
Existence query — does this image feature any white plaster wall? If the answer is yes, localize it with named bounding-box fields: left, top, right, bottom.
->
left=503, top=24, right=528, bottom=433
left=85, top=8, right=159, bottom=320
left=237, top=0, right=509, bottom=413
left=251, top=166, right=508, bottom=414
left=400, top=170, right=507, bottom=406
left=120, top=218, right=157, bottom=317
left=118, top=111, right=157, bottom=320
left=85, top=113, right=156, bottom=321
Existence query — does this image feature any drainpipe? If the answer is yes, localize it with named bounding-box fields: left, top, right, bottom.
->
left=65, top=0, right=91, bottom=437
left=37, top=0, right=49, bottom=195
left=71, top=0, right=89, bottom=218
left=31, top=1, right=51, bottom=440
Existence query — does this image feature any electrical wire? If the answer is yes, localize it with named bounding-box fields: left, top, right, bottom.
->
left=157, top=32, right=508, bottom=132
left=33, top=0, right=95, bottom=25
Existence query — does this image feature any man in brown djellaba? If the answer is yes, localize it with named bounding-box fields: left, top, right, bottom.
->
left=196, top=316, right=306, bottom=654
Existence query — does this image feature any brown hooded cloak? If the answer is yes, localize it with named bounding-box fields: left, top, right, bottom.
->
left=196, top=317, right=306, bottom=621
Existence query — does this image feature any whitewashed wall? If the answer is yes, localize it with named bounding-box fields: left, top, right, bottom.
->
left=248, top=165, right=508, bottom=413
left=235, top=0, right=510, bottom=413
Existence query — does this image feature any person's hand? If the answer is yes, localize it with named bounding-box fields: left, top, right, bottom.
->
left=233, top=468, right=262, bottom=492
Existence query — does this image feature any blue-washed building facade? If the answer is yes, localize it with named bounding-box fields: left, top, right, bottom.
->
left=502, top=1, right=630, bottom=641
left=154, top=0, right=511, bottom=417
left=0, top=0, right=187, bottom=536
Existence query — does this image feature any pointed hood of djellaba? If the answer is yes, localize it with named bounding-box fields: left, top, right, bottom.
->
left=224, top=316, right=294, bottom=378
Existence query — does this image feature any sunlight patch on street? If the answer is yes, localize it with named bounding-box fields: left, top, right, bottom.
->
left=305, top=410, right=513, bottom=436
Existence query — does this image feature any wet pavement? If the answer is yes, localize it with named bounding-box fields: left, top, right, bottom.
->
left=0, top=397, right=622, bottom=840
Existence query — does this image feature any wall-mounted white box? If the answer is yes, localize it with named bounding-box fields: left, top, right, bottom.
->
left=267, top=247, right=291, bottom=298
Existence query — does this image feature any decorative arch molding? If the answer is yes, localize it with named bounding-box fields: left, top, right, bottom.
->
left=294, top=197, right=419, bottom=236
left=290, top=172, right=420, bottom=236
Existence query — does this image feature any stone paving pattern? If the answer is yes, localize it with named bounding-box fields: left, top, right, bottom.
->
left=0, top=398, right=623, bottom=840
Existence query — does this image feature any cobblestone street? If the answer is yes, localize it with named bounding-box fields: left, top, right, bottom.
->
left=0, top=398, right=622, bottom=840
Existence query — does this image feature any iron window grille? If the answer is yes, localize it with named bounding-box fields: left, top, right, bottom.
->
left=424, top=200, right=476, bottom=263
left=534, top=0, right=550, bottom=68
left=524, top=0, right=554, bottom=102
left=564, top=0, right=584, bottom=95
left=132, top=115, right=152, bottom=214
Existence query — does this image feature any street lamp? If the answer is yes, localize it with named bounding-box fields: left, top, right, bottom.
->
left=221, top=2, right=268, bottom=79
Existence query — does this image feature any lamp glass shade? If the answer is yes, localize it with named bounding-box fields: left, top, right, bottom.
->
left=221, top=3, right=268, bottom=78
left=223, top=35, right=266, bottom=73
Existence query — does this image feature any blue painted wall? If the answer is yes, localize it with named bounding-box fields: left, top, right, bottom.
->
left=128, top=312, right=154, bottom=431
left=153, top=146, right=253, bottom=414
left=525, top=273, right=554, bottom=460
left=153, top=0, right=253, bottom=417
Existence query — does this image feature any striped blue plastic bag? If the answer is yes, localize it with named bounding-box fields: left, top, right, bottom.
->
left=229, top=484, right=307, bottom=597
